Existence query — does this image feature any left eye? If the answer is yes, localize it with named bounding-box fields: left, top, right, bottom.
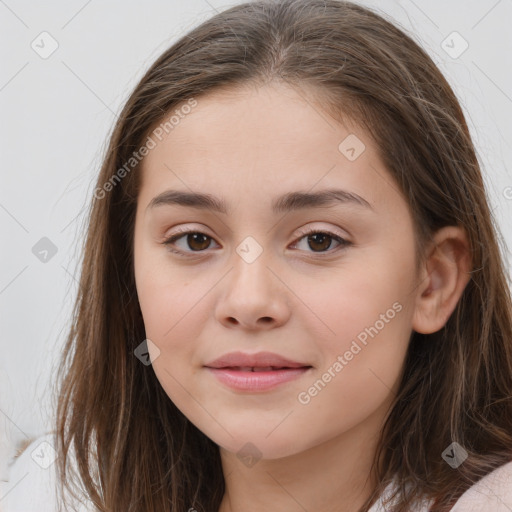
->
left=291, top=229, right=350, bottom=253
left=162, top=229, right=350, bottom=255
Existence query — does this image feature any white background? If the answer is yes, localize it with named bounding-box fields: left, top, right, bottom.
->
left=1, top=0, right=511, bottom=485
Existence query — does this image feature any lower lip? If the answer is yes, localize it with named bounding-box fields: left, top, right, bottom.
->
left=205, top=367, right=311, bottom=391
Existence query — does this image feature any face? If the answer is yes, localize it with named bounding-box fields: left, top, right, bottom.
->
left=133, top=82, right=421, bottom=460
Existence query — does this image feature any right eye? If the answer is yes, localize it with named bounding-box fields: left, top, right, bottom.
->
left=162, top=229, right=220, bottom=255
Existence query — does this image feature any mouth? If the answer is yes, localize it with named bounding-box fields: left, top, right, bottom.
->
left=205, top=365, right=313, bottom=391
left=204, top=351, right=313, bottom=391
left=213, top=365, right=311, bottom=371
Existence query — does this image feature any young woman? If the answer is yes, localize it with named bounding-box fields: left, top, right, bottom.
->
left=3, top=0, right=512, bottom=511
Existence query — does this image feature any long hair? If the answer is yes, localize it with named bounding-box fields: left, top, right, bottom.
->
left=53, top=1, right=512, bottom=510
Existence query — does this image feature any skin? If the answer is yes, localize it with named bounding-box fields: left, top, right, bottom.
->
left=133, top=82, right=471, bottom=512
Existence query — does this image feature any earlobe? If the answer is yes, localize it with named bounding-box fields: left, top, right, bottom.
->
left=412, top=226, right=472, bottom=334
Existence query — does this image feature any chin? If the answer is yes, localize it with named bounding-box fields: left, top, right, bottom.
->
left=207, top=424, right=311, bottom=461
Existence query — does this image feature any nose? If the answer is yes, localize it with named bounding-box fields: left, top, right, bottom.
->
left=214, top=248, right=291, bottom=331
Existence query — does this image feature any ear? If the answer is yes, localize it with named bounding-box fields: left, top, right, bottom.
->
left=412, top=226, right=472, bottom=334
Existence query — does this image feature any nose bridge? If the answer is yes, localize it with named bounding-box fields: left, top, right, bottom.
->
left=230, top=234, right=274, bottom=296
left=214, top=234, right=291, bottom=330
left=235, top=234, right=266, bottom=267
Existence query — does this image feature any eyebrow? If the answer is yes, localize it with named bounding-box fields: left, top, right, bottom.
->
left=146, top=188, right=374, bottom=214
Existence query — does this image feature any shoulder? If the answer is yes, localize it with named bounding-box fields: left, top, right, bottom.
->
left=368, top=479, right=431, bottom=511
left=0, top=432, right=94, bottom=512
left=450, top=460, right=512, bottom=512
left=369, top=461, right=512, bottom=512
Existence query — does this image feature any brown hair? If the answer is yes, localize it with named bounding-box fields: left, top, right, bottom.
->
left=53, top=0, right=512, bottom=510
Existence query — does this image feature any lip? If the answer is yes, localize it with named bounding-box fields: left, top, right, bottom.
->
left=205, top=351, right=310, bottom=369
left=206, top=367, right=312, bottom=391
left=204, top=351, right=312, bottom=392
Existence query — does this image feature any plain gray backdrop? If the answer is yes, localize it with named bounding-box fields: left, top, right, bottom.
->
left=1, top=0, right=511, bottom=484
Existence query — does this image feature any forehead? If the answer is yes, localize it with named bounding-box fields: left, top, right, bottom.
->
left=138, top=83, right=400, bottom=214
left=145, top=83, right=361, bottom=164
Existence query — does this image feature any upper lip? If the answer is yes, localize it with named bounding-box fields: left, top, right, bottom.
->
left=205, top=351, right=311, bottom=369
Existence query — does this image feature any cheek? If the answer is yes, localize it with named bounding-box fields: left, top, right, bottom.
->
left=134, top=244, right=211, bottom=342
left=137, top=276, right=214, bottom=364
left=292, top=251, right=415, bottom=412
left=292, top=283, right=411, bottom=451
left=297, top=252, right=414, bottom=354
left=135, top=266, right=213, bottom=421
left=134, top=252, right=216, bottom=382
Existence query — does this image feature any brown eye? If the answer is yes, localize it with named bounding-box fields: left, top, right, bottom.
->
left=293, top=229, right=349, bottom=254
left=185, top=233, right=211, bottom=251
left=162, top=228, right=350, bottom=257
left=306, top=233, right=334, bottom=252
left=163, top=230, right=217, bottom=254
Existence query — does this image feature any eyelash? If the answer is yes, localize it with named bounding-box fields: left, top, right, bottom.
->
left=161, top=227, right=351, bottom=257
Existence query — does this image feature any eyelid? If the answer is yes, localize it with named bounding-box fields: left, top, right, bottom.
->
left=163, top=223, right=348, bottom=241
left=294, top=224, right=349, bottom=240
